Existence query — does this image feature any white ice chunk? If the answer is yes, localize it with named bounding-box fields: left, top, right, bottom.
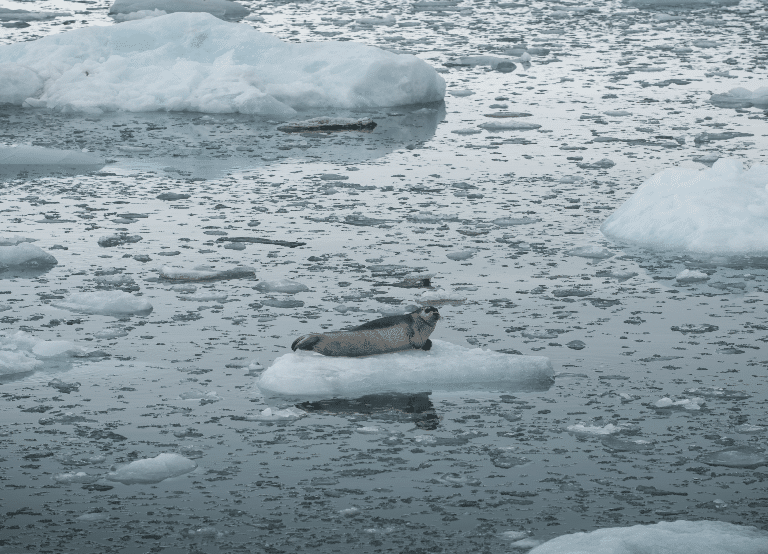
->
left=0, top=331, right=84, bottom=375
left=244, top=406, right=306, bottom=420
left=0, top=8, right=69, bottom=21
left=601, top=159, right=768, bottom=255
left=0, top=350, right=43, bottom=375
left=106, top=453, right=197, bottom=484
left=709, top=85, right=768, bottom=109
left=54, top=471, right=99, bottom=484
left=478, top=121, right=541, bottom=131
left=160, top=264, right=255, bottom=281
left=53, top=291, right=153, bottom=316
left=566, top=422, right=621, bottom=435
left=254, top=279, right=310, bottom=294
left=0, top=243, right=57, bottom=269
left=258, top=339, right=554, bottom=399
left=528, top=520, right=768, bottom=554
left=417, top=288, right=466, bottom=304
left=675, top=269, right=709, bottom=283
left=0, top=12, right=444, bottom=115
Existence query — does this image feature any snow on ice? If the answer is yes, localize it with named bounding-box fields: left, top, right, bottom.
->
left=258, top=339, right=554, bottom=398
left=53, top=291, right=153, bottom=316
left=0, top=12, right=445, bottom=116
left=528, top=520, right=768, bottom=554
left=601, top=159, right=768, bottom=255
left=106, top=453, right=197, bottom=484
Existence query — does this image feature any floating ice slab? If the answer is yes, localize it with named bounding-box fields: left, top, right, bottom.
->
left=528, top=520, right=768, bottom=554
left=258, top=340, right=554, bottom=398
left=601, top=159, right=768, bottom=255
left=53, top=291, right=153, bottom=316
left=107, top=453, right=197, bottom=484
left=160, top=264, right=256, bottom=281
left=0, top=12, right=445, bottom=116
left=109, top=0, right=248, bottom=20
left=0, top=243, right=57, bottom=269
left=709, top=86, right=768, bottom=109
left=0, top=331, right=84, bottom=376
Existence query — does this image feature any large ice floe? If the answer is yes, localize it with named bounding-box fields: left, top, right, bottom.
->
left=600, top=159, right=768, bottom=255
left=0, top=12, right=445, bottom=116
left=528, top=520, right=768, bottom=554
left=0, top=240, right=57, bottom=270
left=258, top=340, right=554, bottom=399
left=53, top=291, right=153, bottom=316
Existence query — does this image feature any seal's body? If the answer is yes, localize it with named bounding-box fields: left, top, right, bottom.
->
left=291, top=306, right=440, bottom=357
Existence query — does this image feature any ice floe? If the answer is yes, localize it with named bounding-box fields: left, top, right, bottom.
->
left=0, top=12, right=445, bottom=115
left=0, top=242, right=57, bottom=270
left=53, top=291, right=153, bottom=316
left=258, top=339, right=554, bottom=399
left=602, top=159, right=768, bottom=255
left=528, top=520, right=768, bottom=554
left=709, top=86, right=768, bottom=109
left=160, top=265, right=255, bottom=281
left=0, top=331, right=86, bottom=376
left=106, top=453, right=197, bottom=484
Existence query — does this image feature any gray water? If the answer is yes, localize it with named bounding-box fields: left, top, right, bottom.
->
left=1, top=0, right=768, bottom=552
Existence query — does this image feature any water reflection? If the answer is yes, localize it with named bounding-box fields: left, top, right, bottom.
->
left=298, top=392, right=440, bottom=430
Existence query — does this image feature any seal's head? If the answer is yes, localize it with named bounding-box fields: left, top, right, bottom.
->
left=415, top=306, right=440, bottom=326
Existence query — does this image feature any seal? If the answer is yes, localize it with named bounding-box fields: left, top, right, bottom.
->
left=291, top=306, right=440, bottom=357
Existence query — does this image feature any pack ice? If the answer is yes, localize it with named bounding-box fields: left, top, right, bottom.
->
left=106, top=453, right=197, bottom=484
left=0, top=12, right=445, bottom=116
left=528, top=520, right=768, bottom=554
left=600, top=159, right=768, bottom=254
left=258, top=340, right=554, bottom=398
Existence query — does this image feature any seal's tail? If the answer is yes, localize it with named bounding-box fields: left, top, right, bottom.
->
left=291, top=335, right=321, bottom=352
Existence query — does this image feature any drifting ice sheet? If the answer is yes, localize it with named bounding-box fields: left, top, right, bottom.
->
left=601, top=159, right=768, bottom=255
left=0, top=12, right=445, bottom=115
left=258, top=339, right=554, bottom=398
left=528, top=520, right=768, bottom=554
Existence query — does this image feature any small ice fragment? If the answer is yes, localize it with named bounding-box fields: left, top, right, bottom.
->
left=106, top=453, right=197, bottom=484
left=566, top=422, right=621, bottom=435
left=53, top=291, right=152, bottom=316
left=675, top=269, right=709, bottom=283
left=254, top=279, right=310, bottom=294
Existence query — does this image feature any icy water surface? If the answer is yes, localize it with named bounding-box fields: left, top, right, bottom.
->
left=2, top=0, right=768, bottom=552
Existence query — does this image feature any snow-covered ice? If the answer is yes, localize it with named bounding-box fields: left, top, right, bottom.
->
left=106, top=453, right=197, bottom=484
left=528, top=520, right=768, bottom=554
left=258, top=340, right=554, bottom=398
left=601, top=159, right=768, bottom=255
left=0, top=12, right=445, bottom=115
left=53, top=291, right=153, bottom=316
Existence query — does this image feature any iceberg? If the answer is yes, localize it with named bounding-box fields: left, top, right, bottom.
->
left=258, top=339, right=554, bottom=399
left=528, top=520, right=768, bottom=554
left=601, top=159, right=768, bottom=255
left=108, top=0, right=249, bottom=20
left=106, top=453, right=197, bottom=484
left=0, top=12, right=445, bottom=116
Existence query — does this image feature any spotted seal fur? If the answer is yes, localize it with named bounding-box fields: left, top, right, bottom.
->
left=291, top=306, right=440, bottom=357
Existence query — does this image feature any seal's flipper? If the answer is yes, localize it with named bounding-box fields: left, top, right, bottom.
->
left=421, top=339, right=432, bottom=351
left=292, top=335, right=321, bottom=352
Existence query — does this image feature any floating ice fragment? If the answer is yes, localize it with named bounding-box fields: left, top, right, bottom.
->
left=449, top=89, right=475, bottom=97
left=258, top=340, right=554, bottom=399
left=54, top=472, right=99, bottom=484
left=528, top=520, right=768, bottom=554
left=255, top=279, right=310, bottom=294
left=160, top=265, right=255, bottom=281
left=567, top=245, right=614, bottom=259
left=697, top=446, right=767, bottom=469
left=0, top=242, right=57, bottom=269
left=107, top=453, right=197, bottom=484
left=53, top=291, right=153, bottom=316
left=675, top=269, right=709, bottom=283
left=670, top=323, right=717, bottom=334
left=416, top=288, right=466, bottom=305
left=601, top=159, right=768, bottom=254
left=245, top=406, right=306, bottom=421
left=709, top=86, right=768, bottom=109
left=603, top=110, right=632, bottom=117
left=451, top=128, right=482, bottom=135
left=501, top=530, right=529, bottom=541
left=98, top=234, right=142, bottom=247
left=446, top=250, right=476, bottom=261
left=654, top=396, right=704, bottom=410
left=566, top=422, right=621, bottom=435
left=478, top=121, right=541, bottom=131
